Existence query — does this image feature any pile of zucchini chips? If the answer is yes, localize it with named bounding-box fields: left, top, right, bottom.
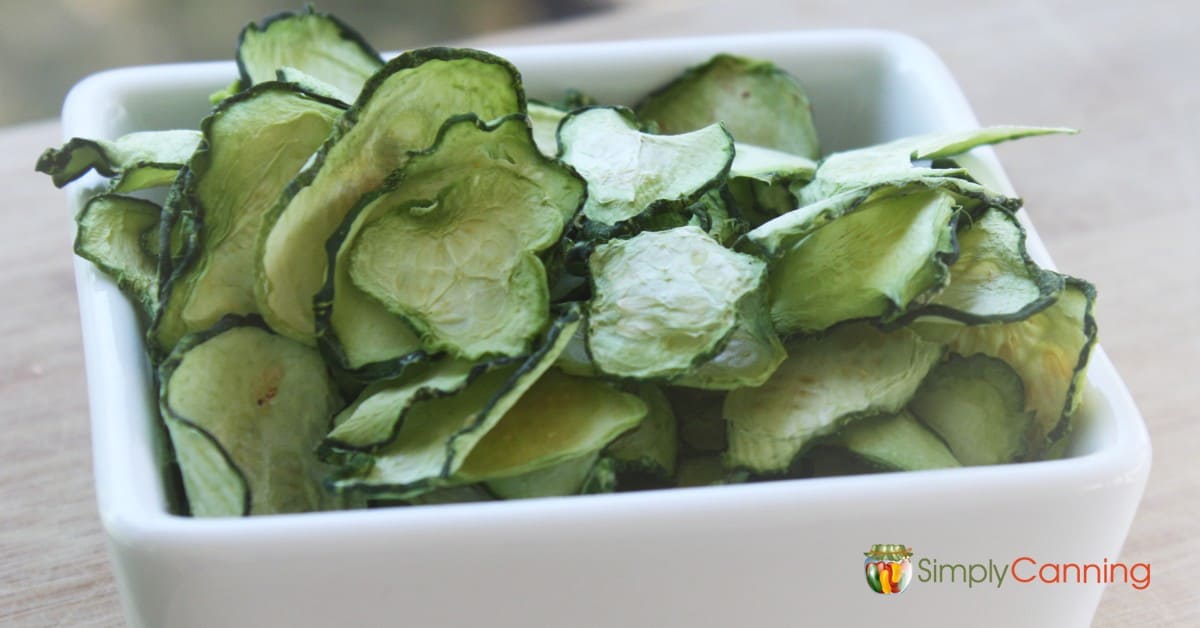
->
left=38, top=8, right=1095, bottom=516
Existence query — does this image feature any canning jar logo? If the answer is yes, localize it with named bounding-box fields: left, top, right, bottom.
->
left=865, top=544, right=914, bottom=594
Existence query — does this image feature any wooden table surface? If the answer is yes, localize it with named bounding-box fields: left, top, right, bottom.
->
left=1, top=1, right=1195, bottom=625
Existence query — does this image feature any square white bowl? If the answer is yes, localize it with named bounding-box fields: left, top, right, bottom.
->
left=63, top=31, right=1151, bottom=628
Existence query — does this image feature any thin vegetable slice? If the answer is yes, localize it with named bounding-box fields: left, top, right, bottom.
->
left=671, top=288, right=786, bottom=389
left=766, top=188, right=960, bottom=334
left=74, top=193, right=160, bottom=318
left=276, top=66, right=354, bottom=104
left=328, top=307, right=582, bottom=499
left=528, top=101, right=566, bottom=157
left=635, top=53, right=819, bottom=159
left=587, top=226, right=766, bottom=380
left=725, top=323, right=944, bottom=473
left=345, top=114, right=584, bottom=359
left=908, top=354, right=1033, bottom=465
left=557, top=107, right=733, bottom=226
left=256, top=48, right=524, bottom=343
left=151, top=83, right=344, bottom=352
left=605, top=383, right=678, bottom=481
left=159, top=317, right=344, bottom=516
left=237, top=7, right=383, bottom=98
left=36, top=130, right=201, bottom=190
left=486, top=452, right=602, bottom=500
left=832, top=410, right=960, bottom=471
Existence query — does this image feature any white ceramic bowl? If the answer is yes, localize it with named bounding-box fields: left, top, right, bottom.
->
left=63, top=31, right=1150, bottom=628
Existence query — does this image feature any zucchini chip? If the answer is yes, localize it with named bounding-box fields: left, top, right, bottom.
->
left=833, top=410, right=961, bottom=471
left=587, top=226, right=768, bottom=380
left=766, top=188, right=960, bottom=335
left=528, top=101, right=567, bottom=157
left=635, top=53, right=819, bottom=159
left=485, top=452, right=604, bottom=500
left=908, top=354, right=1034, bottom=465
left=74, top=194, right=161, bottom=319
left=725, top=323, right=944, bottom=474
left=275, top=66, right=354, bottom=104
left=236, top=7, right=383, bottom=99
left=256, top=48, right=524, bottom=343
left=343, top=115, right=584, bottom=359
left=672, top=288, right=786, bottom=389
left=159, top=317, right=344, bottom=516
left=605, top=383, right=679, bottom=482
left=558, top=107, right=734, bottom=226
left=36, top=130, right=200, bottom=191
left=151, top=83, right=344, bottom=352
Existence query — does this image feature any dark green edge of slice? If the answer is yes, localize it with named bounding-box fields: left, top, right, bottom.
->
left=35, top=138, right=188, bottom=189
left=1044, top=276, right=1099, bottom=447
left=73, top=193, right=161, bottom=322
left=235, top=5, right=384, bottom=91
left=326, top=304, right=583, bottom=499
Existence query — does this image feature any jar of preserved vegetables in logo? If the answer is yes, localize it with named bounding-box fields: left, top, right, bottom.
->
left=865, top=544, right=913, bottom=594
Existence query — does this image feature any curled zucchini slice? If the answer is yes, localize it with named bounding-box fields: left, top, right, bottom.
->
left=74, top=194, right=161, bottom=319
left=635, top=53, right=819, bottom=159
left=558, top=107, right=733, bottom=226
left=237, top=7, right=383, bottom=99
left=725, top=323, right=944, bottom=474
left=256, top=48, right=524, bottom=343
left=275, top=66, right=354, bottom=105
left=587, top=226, right=767, bottom=380
left=766, top=188, right=960, bottom=335
left=36, top=130, right=200, bottom=191
left=527, top=101, right=567, bottom=157
left=833, top=410, right=961, bottom=471
left=344, top=114, right=584, bottom=359
left=159, top=317, right=344, bottom=516
left=151, top=83, right=344, bottom=353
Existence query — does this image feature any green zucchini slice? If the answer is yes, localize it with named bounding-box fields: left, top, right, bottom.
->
left=557, top=107, right=734, bottom=226
left=36, top=130, right=201, bottom=191
left=671, top=287, right=786, bottom=389
left=328, top=307, right=582, bottom=499
left=605, top=383, right=678, bottom=481
left=237, top=7, right=383, bottom=99
left=833, top=410, right=960, bottom=471
left=766, top=188, right=960, bottom=334
left=151, top=83, right=344, bottom=353
left=528, top=101, right=567, bottom=157
left=276, top=66, right=354, bottom=104
left=256, top=48, right=524, bottom=343
left=904, top=207, right=1064, bottom=325
left=74, top=194, right=161, bottom=319
left=799, top=126, right=1073, bottom=204
left=724, top=142, right=816, bottom=218
left=344, top=114, right=583, bottom=359
left=159, top=317, right=344, bottom=516
left=725, top=323, right=944, bottom=473
left=908, top=354, right=1033, bottom=465
left=485, top=452, right=602, bottom=500
left=587, top=226, right=767, bottom=380
left=928, top=277, right=1097, bottom=455
left=635, top=53, right=819, bottom=159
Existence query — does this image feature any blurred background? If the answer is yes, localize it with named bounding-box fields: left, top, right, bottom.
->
left=0, top=0, right=654, bottom=127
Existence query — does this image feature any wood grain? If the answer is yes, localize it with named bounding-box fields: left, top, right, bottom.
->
left=1, top=1, right=1195, bottom=625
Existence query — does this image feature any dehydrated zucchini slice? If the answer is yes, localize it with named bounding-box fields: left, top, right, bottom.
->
left=725, top=323, right=944, bottom=473
left=74, top=194, right=160, bottom=319
left=275, top=66, right=354, bottom=104
left=833, top=410, right=960, bottom=471
left=151, top=83, right=344, bottom=352
left=635, top=53, right=819, bottom=159
left=527, top=101, right=567, bottom=157
left=908, top=354, right=1034, bottom=465
left=159, top=317, right=344, bottom=516
left=256, top=48, right=524, bottom=343
left=237, top=7, right=383, bottom=99
left=485, top=452, right=602, bottom=500
left=344, top=114, right=584, bottom=359
left=766, top=188, right=960, bottom=335
left=36, top=130, right=200, bottom=191
left=558, top=107, right=733, bottom=226
left=724, top=142, right=817, bottom=218
left=587, top=226, right=767, bottom=380
left=671, top=287, right=786, bottom=390
left=605, top=383, right=678, bottom=481
left=799, top=126, right=1072, bottom=204
left=328, top=308, right=582, bottom=498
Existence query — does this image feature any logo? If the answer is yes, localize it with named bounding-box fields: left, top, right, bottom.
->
left=865, top=544, right=914, bottom=595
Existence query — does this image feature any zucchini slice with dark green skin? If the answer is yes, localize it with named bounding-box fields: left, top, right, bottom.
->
left=908, top=354, right=1033, bottom=465
left=635, top=53, right=820, bottom=159
left=922, top=277, right=1098, bottom=457
left=150, top=83, right=345, bottom=353
left=765, top=188, right=961, bottom=335
left=36, top=130, right=201, bottom=191
left=671, top=286, right=786, bottom=390
left=237, top=7, right=383, bottom=99
left=74, top=194, right=161, bottom=320
left=832, top=410, right=961, bottom=471
left=327, top=306, right=583, bottom=499
left=343, top=114, right=584, bottom=360
left=586, top=226, right=767, bottom=380
left=557, top=106, right=734, bottom=227
left=798, top=126, right=1073, bottom=205
left=527, top=101, right=567, bottom=157
left=275, top=66, right=354, bottom=105
left=725, top=323, right=944, bottom=474
left=256, top=48, right=525, bottom=344
left=159, top=316, right=345, bottom=516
